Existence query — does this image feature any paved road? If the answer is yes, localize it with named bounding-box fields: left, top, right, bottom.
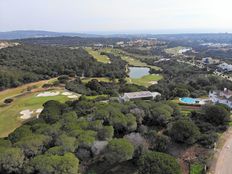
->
left=214, top=130, right=232, bottom=174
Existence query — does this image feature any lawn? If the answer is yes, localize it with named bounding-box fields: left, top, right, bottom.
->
left=85, top=48, right=111, bottom=64
left=165, top=46, right=186, bottom=55
left=190, top=163, right=204, bottom=174
left=105, top=49, right=161, bottom=70
left=127, top=74, right=163, bottom=87
left=0, top=78, right=57, bottom=102
left=0, top=89, right=73, bottom=138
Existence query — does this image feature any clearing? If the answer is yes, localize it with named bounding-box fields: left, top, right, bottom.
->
left=85, top=47, right=111, bottom=64
left=127, top=74, right=163, bottom=87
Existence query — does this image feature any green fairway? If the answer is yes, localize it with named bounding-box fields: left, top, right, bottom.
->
left=165, top=46, right=186, bottom=55
left=0, top=78, right=57, bottom=102
left=107, top=49, right=160, bottom=70
left=127, top=74, right=163, bottom=87
left=81, top=77, right=115, bottom=84
left=0, top=89, right=77, bottom=138
left=85, top=47, right=111, bottom=63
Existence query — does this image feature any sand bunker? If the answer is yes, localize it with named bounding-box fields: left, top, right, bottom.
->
left=37, top=91, right=60, bottom=97
left=62, top=92, right=73, bottom=96
left=68, top=95, right=79, bottom=99
left=20, top=108, right=43, bottom=120
left=20, top=110, right=34, bottom=120
left=149, top=81, right=158, bottom=85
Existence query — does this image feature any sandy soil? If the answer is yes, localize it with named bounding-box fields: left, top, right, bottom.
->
left=149, top=81, right=158, bottom=85
left=209, top=128, right=232, bottom=174
left=20, top=109, right=33, bottom=119
left=37, top=91, right=60, bottom=97
left=62, top=92, right=73, bottom=96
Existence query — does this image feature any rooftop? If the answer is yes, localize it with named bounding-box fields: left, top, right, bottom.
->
left=124, top=91, right=160, bottom=99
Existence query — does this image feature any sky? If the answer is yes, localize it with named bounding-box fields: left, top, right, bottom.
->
left=0, top=0, right=232, bottom=34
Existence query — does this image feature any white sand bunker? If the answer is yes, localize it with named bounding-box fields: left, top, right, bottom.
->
left=62, top=92, right=73, bottom=96
left=68, top=95, right=79, bottom=99
left=20, top=110, right=34, bottom=120
left=37, top=91, right=60, bottom=97
left=149, top=81, right=158, bottom=85
left=20, top=108, right=43, bottom=120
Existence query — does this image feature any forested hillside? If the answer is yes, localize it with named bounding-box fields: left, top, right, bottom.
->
left=0, top=45, right=127, bottom=90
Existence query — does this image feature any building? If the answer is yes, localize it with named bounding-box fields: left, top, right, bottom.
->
left=121, top=91, right=161, bottom=102
left=202, top=57, right=220, bottom=65
left=209, top=88, right=232, bottom=108
left=217, top=63, right=232, bottom=72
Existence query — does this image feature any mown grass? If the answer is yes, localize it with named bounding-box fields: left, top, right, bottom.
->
left=127, top=74, right=163, bottom=87
left=0, top=78, right=57, bottom=102
left=0, top=89, right=72, bottom=138
left=165, top=46, right=186, bottom=55
left=105, top=48, right=160, bottom=70
left=190, top=163, right=204, bottom=174
left=85, top=48, right=111, bottom=64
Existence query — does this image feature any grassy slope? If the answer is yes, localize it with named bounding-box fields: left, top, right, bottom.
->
left=127, top=74, right=163, bottom=87
left=85, top=48, right=111, bottom=64
left=0, top=89, right=72, bottom=138
left=165, top=46, right=186, bottom=55
left=0, top=78, right=57, bottom=102
left=107, top=48, right=160, bottom=70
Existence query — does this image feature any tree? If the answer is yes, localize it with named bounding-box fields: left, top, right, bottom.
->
left=203, top=105, right=230, bottom=126
left=55, top=134, right=77, bottom=152
left=0, top=147, right=25, bottom=173
left=8, top=125, right=32, bottom=143
left=104, top=138, right=134, bottom=164
left=98, top=126, right=114, bottom=141
left=4, top=98, right=13, bottom=104
left=138, top=151, right=181, bottom=174
left=40, top=100, right=65, bottom=124
left=153, top=134, right=170, bottom=152
left=24, top=153, right=79, bottom=174
left=15, top=134, right=51, bottom=157
left=173, top=87, right=190, bottom=97
left=169, top=119, right=200, bottom=145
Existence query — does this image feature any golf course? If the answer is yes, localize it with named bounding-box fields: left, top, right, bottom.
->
left=0, top=79, right=80, bottom=137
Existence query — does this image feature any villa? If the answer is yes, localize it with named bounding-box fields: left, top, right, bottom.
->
left=209, top=88, right=232, bottom=108
left=121, top=91, right=161, bottom=102
left=217, top=63, right=232, bottom=72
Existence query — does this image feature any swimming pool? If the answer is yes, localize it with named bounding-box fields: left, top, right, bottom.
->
left=180, top=97, right=201, bottom=104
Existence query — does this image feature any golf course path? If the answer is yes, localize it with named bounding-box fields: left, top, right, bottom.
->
left=212, top=128, right=232, bottom=174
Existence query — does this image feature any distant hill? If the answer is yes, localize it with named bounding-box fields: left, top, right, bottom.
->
left=0, top=30, right=101, bottom=40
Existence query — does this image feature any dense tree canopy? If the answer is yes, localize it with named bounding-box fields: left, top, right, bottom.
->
left=138, top=151, right=181, bottom=174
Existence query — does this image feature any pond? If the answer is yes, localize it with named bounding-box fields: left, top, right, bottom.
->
left=129, top=67, right=150, bottom=78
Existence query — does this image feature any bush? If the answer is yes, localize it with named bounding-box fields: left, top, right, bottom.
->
left=104, top=138, right=134, bottom=164
left=138, top=151, right=181, bottom=174
left=169, top=119, right=200, bottom=145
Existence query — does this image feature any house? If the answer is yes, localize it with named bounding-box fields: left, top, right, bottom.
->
left=202, top=57, right=220, bottom=65
left=209, top=88, right=232, bottom=108
left=217, top=63, right=232, bottom=72
left=121, top=91, right=161, bottom=102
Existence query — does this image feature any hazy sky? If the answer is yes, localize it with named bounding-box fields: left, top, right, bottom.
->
left=0, top=0, right=232, bottom=33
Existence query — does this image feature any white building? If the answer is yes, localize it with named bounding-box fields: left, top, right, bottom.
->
left=209, top=88, right=232, bottom=108
left=121, top=91, right=161, bottom=102
left=217, top=63, right=232, bottom=72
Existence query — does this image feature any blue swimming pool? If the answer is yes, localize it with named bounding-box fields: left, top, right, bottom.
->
left=180, top=97, right=201, bottom=104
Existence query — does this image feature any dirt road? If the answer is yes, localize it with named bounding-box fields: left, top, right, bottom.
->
left=211, top=129, right=232, bottom=174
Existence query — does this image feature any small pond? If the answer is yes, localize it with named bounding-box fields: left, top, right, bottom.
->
left=129, top=67, right=150, bottom=78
